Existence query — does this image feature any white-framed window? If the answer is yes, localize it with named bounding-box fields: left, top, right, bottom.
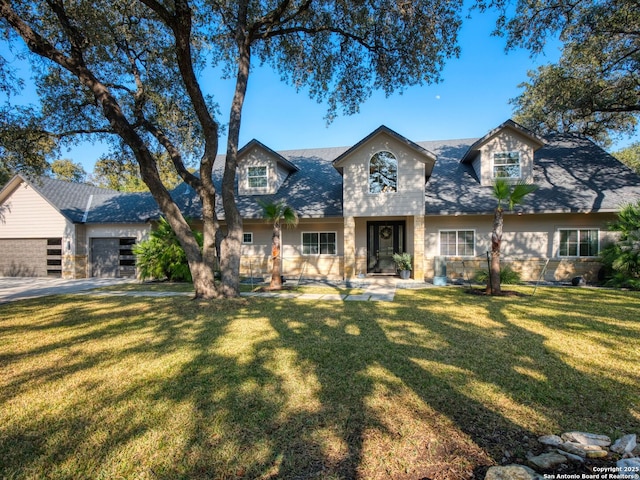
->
left=439, top=230, right=475, bottom=257
left=493, top=152, right=521, bottom=179
left=558, top=228, right=599, bottom=257
left=302, top=232, right=337, bottom=255
left=369, top=151, right=398, bottom=193
left=247, top=166, right=268, bottom=188
left=242, top=232, right=253, bottom=244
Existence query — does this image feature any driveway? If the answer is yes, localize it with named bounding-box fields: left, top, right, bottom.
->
left=0, top=277, right=136, bottom=304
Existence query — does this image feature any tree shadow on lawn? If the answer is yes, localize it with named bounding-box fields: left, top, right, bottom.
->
left=0, top=288, right=638, bottom=480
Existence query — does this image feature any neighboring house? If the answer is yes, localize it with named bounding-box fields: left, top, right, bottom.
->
left=2, top=119, right=639, bottom=282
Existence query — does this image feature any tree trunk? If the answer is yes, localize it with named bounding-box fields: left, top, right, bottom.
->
left=270, top=223, right=282, bottom=289
left=218, top=231, right=241, bottom=297
left=190, top=259, right=219, bottom=299
left=218, top=31, right=251, bottom=298
left=487, top=207, right=503, bottom=295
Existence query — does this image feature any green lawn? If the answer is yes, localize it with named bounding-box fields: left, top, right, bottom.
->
left=1, top=287, right=638, bottom=479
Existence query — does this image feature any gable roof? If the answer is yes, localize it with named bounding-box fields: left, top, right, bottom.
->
left=4, top=125, right=639, bottom=224
left=333, top=125, right=437, bottom=178
left=460, top=119, right=545, bottom=164
left=170, top=145, right=347, bottom=220
left=238, top=139, right=300, bottom=173
left=424, top=134, right=640, bottom=215
left=0, top=174, right=158, bottom=224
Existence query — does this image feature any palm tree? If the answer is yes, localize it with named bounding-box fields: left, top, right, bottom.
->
left=259, top=200, right=299, bottom=290
left=487, top=179, right=537, bottom=295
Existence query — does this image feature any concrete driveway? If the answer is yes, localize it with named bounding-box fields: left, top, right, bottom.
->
left=0, top=277, right=136, bottom=304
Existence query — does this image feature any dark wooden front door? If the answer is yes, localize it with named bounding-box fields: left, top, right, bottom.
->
left=367, top=221, right=405, bottom=274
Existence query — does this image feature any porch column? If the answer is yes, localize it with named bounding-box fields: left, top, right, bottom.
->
left=343, top=216, right=356, bottom=279
left=413, top=215, right=425, bottom=281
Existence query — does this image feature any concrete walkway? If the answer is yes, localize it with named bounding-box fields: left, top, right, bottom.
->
left=242, top=277, right=398, bottom=302
left=0, top=277, right=135, bottom=304
left=0, top=277, right=405, bottom=304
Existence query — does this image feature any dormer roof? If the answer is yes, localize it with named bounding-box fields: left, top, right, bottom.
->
left=238, top=138, right=299, bottom=173
left=460, top=119, right=545, bottom=164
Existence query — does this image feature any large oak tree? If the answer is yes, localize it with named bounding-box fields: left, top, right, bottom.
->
left=0, top=0, right=463, bottom=298
left=483, top=0, right=640, bottom=146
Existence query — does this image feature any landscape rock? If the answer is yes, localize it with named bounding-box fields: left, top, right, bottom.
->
left=617, top=458, right=640, bottom=480
left=485, top=465, right=542, bottom=480
left=538, top=434, right=563, bottom=447
left=571, top=276, right=586, bottom=286
left=585, top=449, right=609, bottom=459
left=555, top=448, right=584, bottom=463
left=486, top=430, right=640, bottom=479
left=561, top=431, right=611, bottom=447
left=560, top=441, right=608, bottom=458
left=611, top=434, right=637, bottom=455
left=527, top=452, right=568, bottom=470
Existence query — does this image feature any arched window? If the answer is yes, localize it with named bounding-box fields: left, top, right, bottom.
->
left=369, top=151, right=397, bottom=193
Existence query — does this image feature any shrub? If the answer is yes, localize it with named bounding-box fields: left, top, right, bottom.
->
left=392, top=252, right=412, bottom=271
left=133, top=218, right=203, bottom=282
left=600, top=201, right=640, bottom=289
left=474, top=265, right=521, bottom=285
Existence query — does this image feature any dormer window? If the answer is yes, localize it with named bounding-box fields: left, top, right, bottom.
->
left=493, top=152, right=521, bottom=179
left=247, top=166, right=268, bottom=188
left=369, top=151, right=397, bottom=193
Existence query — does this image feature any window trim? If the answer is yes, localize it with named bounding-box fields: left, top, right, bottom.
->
left=438, top=229, right=476, bottom=257
left=247, top=165, right=268, bottom=189
left=368, top=150, right=398, bottom=194
left=242, top=232, right=253, bottom=245
left=492, top=151, right=521, bottom=179
left=557, top=228, right=600, bottom=258
left=301, top=231, right=338, bottom=256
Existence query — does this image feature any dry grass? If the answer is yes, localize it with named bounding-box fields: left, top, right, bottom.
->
left=0, top=286, right=638, bottom=479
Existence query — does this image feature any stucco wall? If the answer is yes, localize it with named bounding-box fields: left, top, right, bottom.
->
left=477, top=130, right=537, bottom=186
left=239, top=219, right=345, bottom=280
left=423, top=212, right=617, bottom=282
left=340, top=134, right=427, bottom=217
left=237, top=145, right=291, bottom=196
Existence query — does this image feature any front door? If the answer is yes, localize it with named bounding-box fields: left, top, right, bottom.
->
left=367, top=221, right=405, bottom=274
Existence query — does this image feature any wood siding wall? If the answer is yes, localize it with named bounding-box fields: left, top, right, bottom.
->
left=0, top=182, right=69, bottom=238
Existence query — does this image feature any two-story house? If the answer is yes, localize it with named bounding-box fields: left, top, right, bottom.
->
left=2, top=119, right=639, bottom=282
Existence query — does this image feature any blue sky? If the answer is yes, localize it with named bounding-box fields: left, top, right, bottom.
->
left=3, top=7, right=636, bottom=173
left=214, top=8, right=563, bottom=156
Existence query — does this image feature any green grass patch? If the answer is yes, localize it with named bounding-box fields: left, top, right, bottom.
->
left=0, top=287, right=638, bottom=479
left=94, top=281, right=363, bottom=295
left=95, top=281, right=196, bottom=292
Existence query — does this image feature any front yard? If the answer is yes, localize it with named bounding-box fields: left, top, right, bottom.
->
left=0, top=287, right=638, bottom=479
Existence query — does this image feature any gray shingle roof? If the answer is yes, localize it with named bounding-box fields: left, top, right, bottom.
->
left=423, top=134, right=640, bottom=215
left=242, top=146, right=346, bottom=218
left=21, top=176, right=123, bottom=223
left=9, top=131, right=640, bottom=224
left=170, top=145, right=347, bottom=220
left=5, top=175, right=158, bottom=224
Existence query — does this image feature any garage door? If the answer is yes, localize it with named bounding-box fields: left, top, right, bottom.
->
left=90, top=238, right=136, bottom=278
left=0, top=238, right=62, bottom=277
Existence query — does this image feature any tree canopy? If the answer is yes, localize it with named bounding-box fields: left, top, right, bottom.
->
left=91, top=153, right=181, bottom=192
left=0, top=0, right=464, bottom=297
left=483, top=0, right=640, bottom=146
left=614, top=142, right=640, bottom=174
left=49, top=158, right=87, bottom=183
